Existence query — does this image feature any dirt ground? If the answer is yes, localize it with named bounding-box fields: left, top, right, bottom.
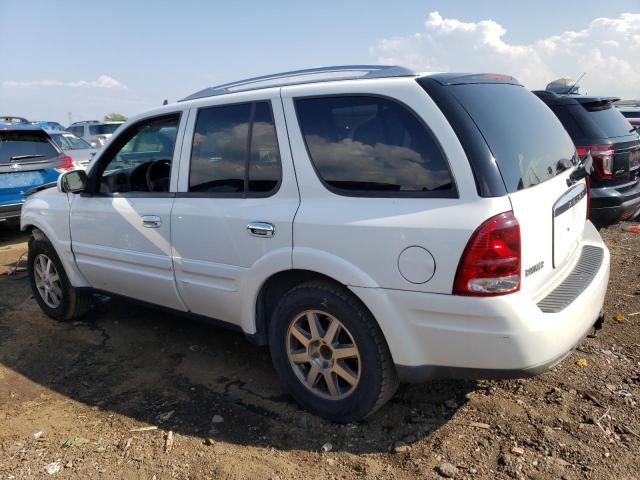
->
left=0, top=222, right=638, bottom=480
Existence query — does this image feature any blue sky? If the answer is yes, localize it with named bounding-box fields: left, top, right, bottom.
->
left=1, top=0, right=639, bottom=124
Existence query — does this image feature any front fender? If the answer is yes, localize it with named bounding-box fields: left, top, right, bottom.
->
left=21, top=192, right=90, bottom=288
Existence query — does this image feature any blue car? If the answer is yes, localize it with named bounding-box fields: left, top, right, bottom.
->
left=1, top=125, right=67, bottom=226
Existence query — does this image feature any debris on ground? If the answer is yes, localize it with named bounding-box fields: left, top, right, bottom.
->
left=129, top=425, right=158, bottom=432
left=436, top=461, right=459, bottom=478
left=164, top=430, right=174, bottom=453
left=45, top=461, right=61, bottom=475
left=61, top=437, right=76, bottom=448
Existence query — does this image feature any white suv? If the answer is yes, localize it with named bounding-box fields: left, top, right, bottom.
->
left=21, top=66, right=610, bottom=422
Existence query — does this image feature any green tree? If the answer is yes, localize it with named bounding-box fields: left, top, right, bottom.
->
left=103, top=113, right=127, bottom=122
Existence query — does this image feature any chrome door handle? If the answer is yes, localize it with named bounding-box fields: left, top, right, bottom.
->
left=247, top=222, right=275, bottom=237
left=142, top=215, right=162, bottom=228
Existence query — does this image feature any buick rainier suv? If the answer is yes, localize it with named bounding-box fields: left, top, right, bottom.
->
left=21, top=66, right=610, bottom=422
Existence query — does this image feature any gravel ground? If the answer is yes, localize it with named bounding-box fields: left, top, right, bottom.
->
left=0, top=222, right=638, bottom=479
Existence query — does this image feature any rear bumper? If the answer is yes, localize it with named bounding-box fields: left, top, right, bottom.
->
left=590, top=179, right=640, bottom=227
left=350, top=222, right=610, bottom=382
left=0, top=202, right=23, bottom=221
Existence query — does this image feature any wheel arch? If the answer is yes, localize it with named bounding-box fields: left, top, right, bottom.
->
left=21, top=220, right=90, bottom=288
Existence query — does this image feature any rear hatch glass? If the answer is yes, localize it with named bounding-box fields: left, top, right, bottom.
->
left=0, top=131, right=61, bottom=196
left=1, top=130, right=59, bottom=165
left=579, top=101, right=635, bottom=138
left=444, top=83, right=577, bottom=193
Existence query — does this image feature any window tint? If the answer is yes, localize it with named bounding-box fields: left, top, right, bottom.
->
left=550, top=105, right=585, bottom=140
left=51, top=133, right=92, bottom=150
left=96, top=115, right=179, bottom=193
left=0, top=131, right=59, bottom=164
left=295, top=96, right=453, bottom=195
left=189, top=101, right=281, bottom=195
left=89, top=123, right=121, bottom=135
left=581, top=104, right=635, bottom=138
left=67, top=126, right=83, bottom=137
left=620, top=111, right=640, bottom=119
left=447, top=84, right=577, bottom=192
left=249, top=102, right=281, bottom=192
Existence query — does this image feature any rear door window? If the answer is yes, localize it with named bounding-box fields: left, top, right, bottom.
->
left=295, top=95, right=454, bottom=196
left=445, top=83, right=576, bottom=192
left=188, top=101, right=281, bottom=195
left=0, top=131, right=59, bottom=164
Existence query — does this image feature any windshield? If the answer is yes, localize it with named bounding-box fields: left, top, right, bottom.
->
left=50, top=133, right=92, bottom=150
left=0, top=131, right=59, bottom=164
left=89, top=123, right=121, bottom=135
left=445, top=83, right=577, bottom=192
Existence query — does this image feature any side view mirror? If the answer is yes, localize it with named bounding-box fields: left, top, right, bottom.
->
left=567, top=152, right=594, bottom=185
left=58, top=169, right=87, bottom=193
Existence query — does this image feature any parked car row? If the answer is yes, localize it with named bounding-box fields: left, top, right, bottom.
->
left=21, top=66, right=614, bottom=422
left=534, top=91, right=640, bottom=227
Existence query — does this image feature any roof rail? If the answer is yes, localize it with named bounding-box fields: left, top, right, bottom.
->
left=180, top=65, right=416, bottom=101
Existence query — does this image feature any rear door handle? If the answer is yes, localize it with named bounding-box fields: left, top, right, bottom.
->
left=142, top=215, right=162, bottom=228
left=247, top=222, right=275, bottom=237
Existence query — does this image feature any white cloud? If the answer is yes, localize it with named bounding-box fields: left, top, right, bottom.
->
left=2, top=74, right=128, bottom=90
left=371, top=11, right=640, bottom=99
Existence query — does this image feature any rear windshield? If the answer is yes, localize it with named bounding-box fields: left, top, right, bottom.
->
left=50, top=133, right=92, bottom=150
left=620, top=110, right=640, bottom=119
left=446, top=83, right=576, bottom=192
left=581, top=103, right=634, bottom=138
left=89, top=124, right=121, bottom=135
left=0, top=131, right=59, bottom=164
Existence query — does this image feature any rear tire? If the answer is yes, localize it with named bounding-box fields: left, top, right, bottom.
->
left=268, top=280, right=398, bottom=423
left=27, top=237, right=92, bottom=321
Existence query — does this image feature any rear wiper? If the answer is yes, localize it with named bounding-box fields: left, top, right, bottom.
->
left=10, top=154, right=45, bottom=161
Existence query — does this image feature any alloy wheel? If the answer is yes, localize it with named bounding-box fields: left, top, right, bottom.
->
left=33, top=254, right=63, bottom=309
left=286, top=310, right=361, bottom=400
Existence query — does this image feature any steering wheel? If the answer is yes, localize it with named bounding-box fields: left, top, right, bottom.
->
left=146, top=159, right=171, bottom=192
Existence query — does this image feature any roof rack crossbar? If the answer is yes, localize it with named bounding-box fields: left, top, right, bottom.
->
left=180, top=65, right=415, bottom=101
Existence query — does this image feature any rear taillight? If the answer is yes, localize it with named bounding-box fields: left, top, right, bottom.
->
left=55, top=155, right=74, bottom=172
left=577, top=144, right=614, bottom=179
left=453, top=211, right=521, bottom=296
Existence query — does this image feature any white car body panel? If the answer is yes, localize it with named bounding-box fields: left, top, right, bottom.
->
left=68, top=107, right=190, bottom=310
left=171, top=88, right=299, bottom=329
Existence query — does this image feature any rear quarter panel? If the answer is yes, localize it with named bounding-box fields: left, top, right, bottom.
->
left=282, top=78, right=512, bottom=293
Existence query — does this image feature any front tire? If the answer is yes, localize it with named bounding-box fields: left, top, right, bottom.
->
left=268, top=281, right=398, bottom=422
left=28, top=237, right=92, bottom=321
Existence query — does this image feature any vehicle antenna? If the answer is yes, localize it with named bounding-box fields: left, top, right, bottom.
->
left=568, top=72, right=586, bottom=94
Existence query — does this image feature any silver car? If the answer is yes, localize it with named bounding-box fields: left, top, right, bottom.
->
left=47, top=131, right=97, bottom=169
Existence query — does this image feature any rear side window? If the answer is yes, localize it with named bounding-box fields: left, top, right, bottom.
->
left=189, top=101, right=281, bottom=195
left=447, top=84, right=576, bottom=192
left=295, top=96, right=454, bottom=196
left=0, top=131, right=59, bottom=164
left=620, top=110, right=640, bottom=119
